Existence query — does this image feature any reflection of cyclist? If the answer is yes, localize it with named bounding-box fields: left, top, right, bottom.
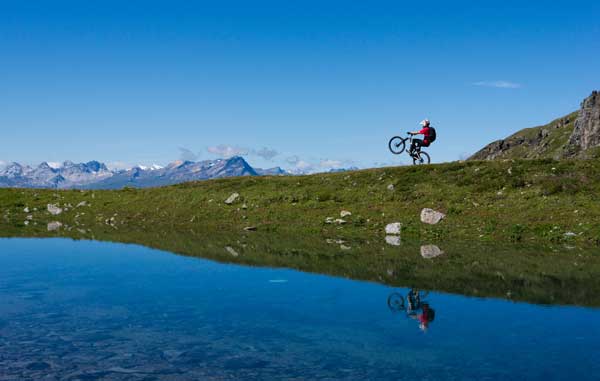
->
left=406, top=289, right=421, bottom=314
left=408, top=119, right=435, bottom=155
left=418, top=303, right=435, bottom=332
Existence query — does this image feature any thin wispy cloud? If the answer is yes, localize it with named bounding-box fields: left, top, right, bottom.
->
left=208, top=144, right=280, bottom=160
left=473, top=80, right=522, bottom=89
left=207, top=145, right=249, bottom=158
left=253, top=147, right=279, bottom=161
left=178, top=147, right=199, bottom=162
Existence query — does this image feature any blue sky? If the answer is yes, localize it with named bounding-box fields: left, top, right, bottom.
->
left=1, top=0, right=599, bottom=171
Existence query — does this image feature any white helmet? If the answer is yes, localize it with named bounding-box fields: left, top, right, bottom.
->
left=419, top=119, right=430, bottom=126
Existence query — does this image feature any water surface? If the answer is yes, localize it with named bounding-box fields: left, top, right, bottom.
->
left=1, top=238, right=599, bottom=380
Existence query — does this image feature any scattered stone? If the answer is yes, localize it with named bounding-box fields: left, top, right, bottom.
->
left=224, top=193, right=240, bottom=205
left=420, top=244, right=444, bottom=259
left=242, top=203, right=248, bottom=209
left=340, top=210, right=352, bottom=218
left=420, top=208, right=445, bottom=225
left=47, top=221, right=63, bottom=231
left=243, top=226, right=257, bottom=231
left=385, top=222, right=402, bottom=235
left=23, top=220, right=29, bottom=226
left=387, top=184, right=395, bottom=191
left=26, top=215, right=33, bottom=220
left=385, top=235, right=401, bottom=246
left=340, top=244, right=351, bottom=250
left=334, top=218, right=346, bottom=224
left=225, top=246, right=239, bottom=257
left=564, top=231, right=577, bottom=237
left=325, top=217, right=334, bottom=224
left=47, top=204, right=63, bottom=215
left=76, top=201, right=88, bottom=207
left=23, top=207, right=29, bottom=213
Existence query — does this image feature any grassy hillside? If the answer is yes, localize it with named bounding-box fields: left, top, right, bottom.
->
left=470, top=112, right=581, bottom=160
left=2, top=158, right=600, bottom=245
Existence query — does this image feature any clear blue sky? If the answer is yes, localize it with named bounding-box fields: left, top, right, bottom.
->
left=1, top=0, right=599, bottom=171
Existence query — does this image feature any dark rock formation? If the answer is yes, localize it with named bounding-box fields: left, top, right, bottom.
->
left=566, top=91, right=600, bottom=156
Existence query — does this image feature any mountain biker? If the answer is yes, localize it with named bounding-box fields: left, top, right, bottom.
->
left=408, top=119, right=434, bottom=155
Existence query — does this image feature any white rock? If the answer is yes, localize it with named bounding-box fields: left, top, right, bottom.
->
left=340, top=210, right=352, bottom=218
left=385, top=235, right=401, bottom=246
left=24, top=221, right=29, bottom=226
left=325, top=217, right=334, bottom=224
left=385, top=222, right=402, bottom=235
left=26, top=215, right=33, bottom=220
left=420, top=208, right=445, bottom=225
left=334, top=219, right=346, bottom=224
left=224, top=193, right=240, bottom=205
left=420, top=245, right=444, bottom=259
left=225, top=246, right=239, bottom=257
left=47, top=204, right=63, bottom=215
left=76, top=201, right=88, bottom=207
left=23, top=207, right=29, bottom=213
left=340, top=244, right=351, bottom=250
left=387, top=184, right=395, bottom=191
left=47, top=221, right=63, bottom=231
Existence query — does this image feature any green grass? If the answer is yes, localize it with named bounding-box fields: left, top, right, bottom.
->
left=3, top=158, right=599, bottom=245
left=2, top=159, right=600, bottom=306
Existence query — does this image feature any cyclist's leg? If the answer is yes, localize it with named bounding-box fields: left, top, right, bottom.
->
left=411, top=139, right=423, bottom=154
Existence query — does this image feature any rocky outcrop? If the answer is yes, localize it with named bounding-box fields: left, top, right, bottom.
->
left=470, top=91, right=600, bottom=161
left=566, top=91, right=600, bottom=156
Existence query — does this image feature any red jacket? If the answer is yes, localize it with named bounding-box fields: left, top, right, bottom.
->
left=418, top=127, right=431, bottom=145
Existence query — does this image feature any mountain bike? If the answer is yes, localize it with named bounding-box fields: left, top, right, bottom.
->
left=388, top=133, right=431, bottom=165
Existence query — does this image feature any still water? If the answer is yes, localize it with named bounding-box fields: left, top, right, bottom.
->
left=1, top=238, right=599, bottom=380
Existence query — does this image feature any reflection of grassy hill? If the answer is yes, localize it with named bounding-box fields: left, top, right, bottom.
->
left=2, top=159, right=600, bottom=245
left=2, top=228, right=600, bottom=307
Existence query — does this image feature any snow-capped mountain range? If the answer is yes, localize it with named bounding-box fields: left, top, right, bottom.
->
left=0, top=157, right=288, bottom=189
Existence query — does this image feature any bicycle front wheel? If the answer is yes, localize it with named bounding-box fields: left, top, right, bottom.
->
left=413, top=151, right=430, bottom=165
left=388, top=136, right=406, bottom=155
left=387, top=292, right=405, bottom=312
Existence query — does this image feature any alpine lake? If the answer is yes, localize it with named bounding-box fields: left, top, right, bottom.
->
left=1, top=228, right=600, bottom=380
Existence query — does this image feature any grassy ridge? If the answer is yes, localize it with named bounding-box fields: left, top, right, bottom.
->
left=2, top=158, right=600, bottom=245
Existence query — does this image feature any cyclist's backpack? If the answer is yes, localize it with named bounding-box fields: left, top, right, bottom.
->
left=428, top=127, right=437, bottom=143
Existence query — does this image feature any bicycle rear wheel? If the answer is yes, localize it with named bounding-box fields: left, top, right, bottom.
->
left=413, top=151, right=430, bottom=165
left=388, top=136, right=406, bottom=155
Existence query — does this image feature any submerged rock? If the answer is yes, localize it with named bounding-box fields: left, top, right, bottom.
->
left=225, top=246, right=239, bottom=257
left=420, top=208, right=445, bottom=225
left=47, top=221, right=63, bottom=231
left=420, top=245, right=444, bottom=259
left=385, top=235, right=401, bottom=246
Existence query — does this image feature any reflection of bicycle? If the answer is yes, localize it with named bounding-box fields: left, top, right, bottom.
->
left=388, top=133, right=431, bottom=165
left=388, top=289, right=436, bottom=332
left=387, top=289, right=430, bottom=314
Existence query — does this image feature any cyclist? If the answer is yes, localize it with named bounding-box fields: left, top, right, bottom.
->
left=408, top=119, right=434, bottom=155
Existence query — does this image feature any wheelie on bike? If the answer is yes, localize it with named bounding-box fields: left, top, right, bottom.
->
left=388, top=119, right=436, bottom=165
